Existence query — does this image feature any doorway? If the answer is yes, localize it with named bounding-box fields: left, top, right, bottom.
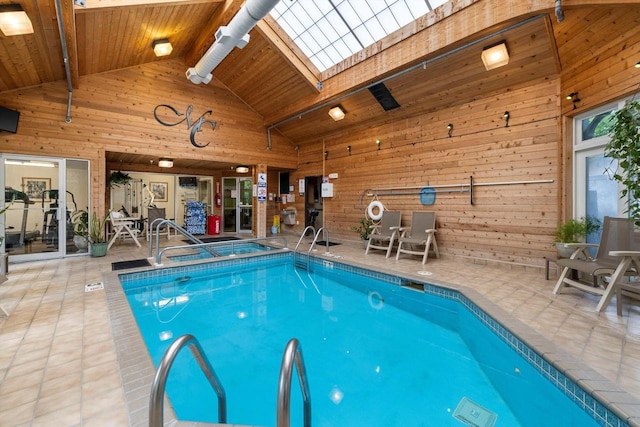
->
left=222, top=177, right=253, bottom=233
left=1, top=155, right=90, bottom=261
left=304, top=176, right=323, bottom=231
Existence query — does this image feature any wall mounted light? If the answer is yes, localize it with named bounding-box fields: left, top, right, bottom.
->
left=235, top=165, right=249, bottom=173
left=503, top=111, right=510, bottom=127
left=376, top=139, right=381, bottom=150
left=324, top=151, right=329, bottom=160
left=447, top=123, right=453, bottom=138
left=635, top=61, right=640, bottom=69
left=0, top=4, right=34, bottom=36
left=481, top=41, right=509, bottom=71
left=328, top=105, right=346, bottom=121
left=566, top=92, right=580, bottom=109
left=153, top=38, right=173, bottom=57
left=158, top=158, right=173, bottom=168
left=347, top=145, right=351, bottom=155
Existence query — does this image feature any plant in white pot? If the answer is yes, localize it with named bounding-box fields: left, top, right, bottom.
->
left=553, top=216, right=601, bottom=258
left=71, top=209, right=89, bottom=252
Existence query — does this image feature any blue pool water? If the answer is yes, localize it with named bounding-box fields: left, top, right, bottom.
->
left=169, top=242, right=273, bottom=261
left=121, top=255, right=613, bottom=426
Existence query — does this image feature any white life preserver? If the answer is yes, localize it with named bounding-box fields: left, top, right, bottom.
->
left=367, top=201, right=384, bottom=220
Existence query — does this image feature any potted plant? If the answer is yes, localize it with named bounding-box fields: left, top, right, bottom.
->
left=109, top=170, right=132, bottom=188
left=89, top=211, right=110, bottom=257
left=71, top=210, right=89, bottom=251
left=351, top=217, right=373, bottom=246
left=554, top=216, right=601, bottom=258
left=605, top=100, right=640, bottom=222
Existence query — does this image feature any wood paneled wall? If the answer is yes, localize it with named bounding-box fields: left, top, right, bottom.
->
left=0, top=60, right=297, bottom=216
left=288, top=78, right=561, bottom=268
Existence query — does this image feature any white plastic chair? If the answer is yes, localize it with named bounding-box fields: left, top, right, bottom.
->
left=108, top=211, right=141, bottom=250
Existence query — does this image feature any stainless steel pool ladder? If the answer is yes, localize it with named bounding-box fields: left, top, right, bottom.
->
left=293, top=226, right=316, bottom=270
left=148, top=218, right=219, bottom=259
left=277, top=338, right=311, bottom=427
left=149, top=334, right=226, bottom=427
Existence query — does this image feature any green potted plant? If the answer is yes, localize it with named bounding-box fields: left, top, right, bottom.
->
left=109, top=170, right=132, bottom=188
left=89, top=210, right=110, bottom=257
left=605, top=100, right=640, bottom=222
left=351, top=217, right=373, bottom=245
left=71, top=210, right=89, bottom=252
left=554, top=216, right=601, bottom=258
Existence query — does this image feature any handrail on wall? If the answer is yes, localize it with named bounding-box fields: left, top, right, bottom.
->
left=359, top=176, right=554, bottom=208
left=149, top=334, right=226, bottom=427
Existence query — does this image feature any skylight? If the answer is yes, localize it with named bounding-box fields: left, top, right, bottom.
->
left=270, top=0, right=448, bottom=72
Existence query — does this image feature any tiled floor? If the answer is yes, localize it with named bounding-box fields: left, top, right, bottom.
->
left=1, top=235, right=640, bottom=426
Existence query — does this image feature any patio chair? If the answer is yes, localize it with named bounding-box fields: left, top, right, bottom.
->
left=552, top=216, right=640, bottom=313
left=365, top=211, right=401, bottom=258
left=107, top=210, right=141, bottom=250
left=395, top=211, right=439, bottom=264
left=147, top=207, right=170, bottom=241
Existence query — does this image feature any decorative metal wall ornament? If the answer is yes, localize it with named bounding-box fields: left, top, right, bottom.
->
left=153, top=104, right=217, bottom=148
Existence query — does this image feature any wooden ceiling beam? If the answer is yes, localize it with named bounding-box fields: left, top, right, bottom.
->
left=255, top=17, right=320, bottom=94
left=76, top=0, right=220, bottom=10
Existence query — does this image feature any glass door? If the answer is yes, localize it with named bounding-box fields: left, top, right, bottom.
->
left=238, top=178, right=252, bottom=233
left=1, top=156, right=89, bottom=261
left=222, top=177, right=253, bottom=233
left=574, top=101, right=627, bottom=246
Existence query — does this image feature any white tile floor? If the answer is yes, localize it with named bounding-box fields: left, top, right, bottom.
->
left=1, top=235, right=640, bottom=426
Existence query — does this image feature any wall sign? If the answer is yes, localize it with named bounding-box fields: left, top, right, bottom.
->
left=258, top=172, right=267, bottom=202
left=153, top=104, right=217, bottom=148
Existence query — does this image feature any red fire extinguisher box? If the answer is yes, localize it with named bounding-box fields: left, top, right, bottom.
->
left=207, top=215, right=221, bottom=235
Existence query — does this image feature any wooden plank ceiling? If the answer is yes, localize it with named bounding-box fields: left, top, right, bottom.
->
left=1, top=1, right=639, bottom=170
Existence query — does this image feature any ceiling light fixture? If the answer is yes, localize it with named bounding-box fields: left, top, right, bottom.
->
left=376, top=139, right=381, bottom=150
left=0, top=4, right=34, bottom=36
left=347, top=145, right=351, bottom=155
left=328, top=106, right=346, bottom=121
left=235, top=165, right=249, bottom=173
left=5, top=159, right=55, bottom=168
left=447, top=123, right=453, bottom=138
left=153, top=39, right=173, bottom=57
left=481, top=41, right=509, bottom=71
left=158, top=158, right=173, bottom=168
left=503, top=111, right=510, bottom=127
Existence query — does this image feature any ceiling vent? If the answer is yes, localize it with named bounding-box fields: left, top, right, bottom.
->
left=368, top=82, right=400, bottom=111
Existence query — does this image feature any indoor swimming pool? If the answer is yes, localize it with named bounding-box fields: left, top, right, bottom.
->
left=119, top=253, right=624, bottom=426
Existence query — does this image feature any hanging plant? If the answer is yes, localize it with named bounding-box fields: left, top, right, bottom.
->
left=605, top=100, right=640, bottom=221
left=109, top=170, right=132, bottom=188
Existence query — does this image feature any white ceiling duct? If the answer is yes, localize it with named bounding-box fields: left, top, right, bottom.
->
left=186, top=0, right=280, bottom=84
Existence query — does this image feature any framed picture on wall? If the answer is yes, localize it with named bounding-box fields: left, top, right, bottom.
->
left=150, top=182, right=168, bottom=202
left=22, top=177, right=51, bottom=201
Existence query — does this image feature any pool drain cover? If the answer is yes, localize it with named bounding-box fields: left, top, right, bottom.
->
left=453, top=397, right=497, bottom=427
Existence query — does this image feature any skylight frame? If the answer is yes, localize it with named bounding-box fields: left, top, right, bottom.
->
left=271, top=0, right=449, bottom=72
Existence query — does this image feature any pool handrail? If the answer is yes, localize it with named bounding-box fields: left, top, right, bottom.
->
left=293, top=226, right=316, bottom=268
left=277, top=338, right=311, bottom=427
left=154, top=235, right=289, bottom=265
left=148, top=218, right=205, bottom=259
left=149, top=333, right=227, bottom=427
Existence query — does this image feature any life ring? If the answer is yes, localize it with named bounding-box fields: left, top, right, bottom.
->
left=368, top=291, right=384, bottom=310
left=367, top=201, right=384, bottom=220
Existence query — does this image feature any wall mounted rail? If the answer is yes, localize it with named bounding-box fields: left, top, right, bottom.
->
left=149, top=334, right=226, bottom=427
left=360, top=177, right=554, bottom=207
left=277, top=338, right=311, bottom=427
left=154, top=236, right=288, bottom=266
